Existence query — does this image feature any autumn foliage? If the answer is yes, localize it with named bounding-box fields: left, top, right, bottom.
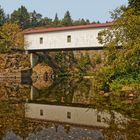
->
left=96, top=1, right=140, bottom=92
left=0, top=22, right=24, bottom=53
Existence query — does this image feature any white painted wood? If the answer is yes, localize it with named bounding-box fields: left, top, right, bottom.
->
left=24, top=27, right=106, bottom=51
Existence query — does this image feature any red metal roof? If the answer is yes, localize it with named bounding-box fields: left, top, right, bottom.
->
left=24, top=22, right=113, bottom=34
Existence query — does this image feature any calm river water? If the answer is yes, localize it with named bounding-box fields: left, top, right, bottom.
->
left=0, top=78, right=140, bottom=140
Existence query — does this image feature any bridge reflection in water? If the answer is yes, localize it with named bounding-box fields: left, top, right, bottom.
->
left=25, top=102, right=127, bottom=129
left=26, top=78, right=128, bottom=130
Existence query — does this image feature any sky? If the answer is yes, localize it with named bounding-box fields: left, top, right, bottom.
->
left=0, top=0, right=128, bottom=22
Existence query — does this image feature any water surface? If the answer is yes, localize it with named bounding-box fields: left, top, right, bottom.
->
left=0, top=78, right=140, bottom=140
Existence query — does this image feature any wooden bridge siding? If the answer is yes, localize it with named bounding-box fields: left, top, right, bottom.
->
left=25, top=27, right=105, bottom=51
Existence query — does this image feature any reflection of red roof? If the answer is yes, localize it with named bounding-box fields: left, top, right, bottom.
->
left=24, top=22, right=113, bottom=34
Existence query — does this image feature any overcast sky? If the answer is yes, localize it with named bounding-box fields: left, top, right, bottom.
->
left=0, top=0, right=128, bottom=22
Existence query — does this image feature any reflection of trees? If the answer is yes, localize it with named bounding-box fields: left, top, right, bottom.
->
left=0, top=83, right=31, bottom=139
left=91, top=94, right=140, bottom=120
left=124, top=120, right=140, bottom=140
left=101, top=110, right=126, bottom=140
left=0, top=101, right=52, bottom=139
left=0, top=102, right=26, bottom=138
left=0, top=83, right=30, bottom=101
left=31, top=78, right=92, bottom=104
left=72, top=79, right=93, bottom=104
left=89, top=93, right=140, bottom=140
left=0, top=101, right=140, bottom=139
left=101, top=115, right=140, bottom=140
left=0, top=80, right=140, bottom=139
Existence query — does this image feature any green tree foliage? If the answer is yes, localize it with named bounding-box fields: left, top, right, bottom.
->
left=1, top=5, right=101, bottom=29
left=96, top=4, right=140, bottom=92
left=79, top=18, right=87, bottom=25
left=29, top=10, right=42, bottom=27
left=55, top=51, right=75, bottom=73
left=53, top=13, right=60, bottom=27
left=61, top=11, right=73, bottom=26
left=40, top=17, right=53, bottom=27
left=11, top=6, right=30, bottom=29
left=0, top=6, right=6, bottom=26
left=77, top=53, right=91, bottom=73
left=73, top=19, right=82, bottom=26
left=0, top=22, right=24, bottom=53
left=128, top=0, right=140, bottom=12
left=73, top=18, right=95, bottom=26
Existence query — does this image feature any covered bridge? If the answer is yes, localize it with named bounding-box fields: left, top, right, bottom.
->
left=24, top=22, right=112, bottom=52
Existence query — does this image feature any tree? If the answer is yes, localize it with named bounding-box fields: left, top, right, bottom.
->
left=61, top=11, right=73, bottom=26
left=96, top=4, right=140, bottom=92
left=73, top=19, right=91, bottom=26
left=77, top=53, right=91, bottom=73
left=0, top=6, right=6, bottom=26
left=128, top=0, right=140, bottom=12
left=53, top=13, right=60, bottom=27
left=10, top=6, right=30, bottom=29
left=0, top=22, right=24, bottom=53
left=40, top=17, right=53, bottom=27
left=29, top=10, right=42, bottom=27
left=80, top=18, right=87, bottom=25
left=73, top=19, right=81, bottom=26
